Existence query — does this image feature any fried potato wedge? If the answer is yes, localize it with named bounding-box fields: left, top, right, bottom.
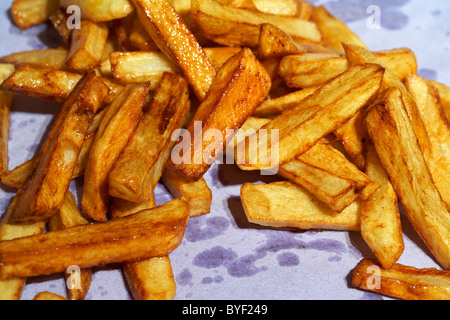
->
left=241, top=181, right=361, bottom=231
left=124, top=256, right=177, bottom=300
left=360, top=144, right=404, bottom=270
left=311, top=5, right=368, bottom=53
left=233, top=117, right=379, bottom=212
left=0, top=49, right=69, bottom=70
left=0, top=199, right=190, bottom=279
left=48, top=192, right=91, bottom=300
left=168, top=48, right=271, bottom=181
left=252, top=0, right=298, bottom=16
left=191, top=0, right=322, bottom=47
left=66, top=20, right=109, bottom=72
left=109, top=73, right=190, bottom=203
left=6, top=73, right=108, bottom=224
left=11, top=0, right=59, bottom=30
left=161, top=169, right=212, bottom=217
left=0, top=64, right=15, bottom=84
left=237, top=64, right=384, bottom=171
left=364, top=87, right=450, bottom=270
left=133, top=0, right=216, bottom=100
left=352, top=259, right=450, bottom=300
left=428, top=80, right=450, bottom=123
left=203, top=47, right=242, bottom=70
left=82, top=83, right=151, bottom=222
left=0, top=91, right=13, bottom=177
left=110, top=196, right=156, bottom=219
left=0, top=196, right=46, bottom=300
left=60, top=0, right=135, bottom=22
left=404, top=74, right=450, bottom=207
left=280, top=48, right=417, bottom=89
left=49, top=10, right=73, bottom=46
left=33, top=292, right=67, bottom=300
left=110, top=51, right=179, bottom=88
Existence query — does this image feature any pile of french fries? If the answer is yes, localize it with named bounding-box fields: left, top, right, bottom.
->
left=0, top=0, right=449, bottom=301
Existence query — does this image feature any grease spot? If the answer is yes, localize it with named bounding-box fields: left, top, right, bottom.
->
left=418, top=68, right=437, bottom=81
left=276, top=252, right=299, bottom=267
left=176, top=268, right=193, bottom=287
left=185, top=216, right=230, bottom=242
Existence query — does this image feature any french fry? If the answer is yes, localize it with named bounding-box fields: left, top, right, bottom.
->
left=128, top=22, right=160, bottom=52
left=0, top=64, right=15, bottom=84
left=6, top=73, right=108, bottom=224
left=110, top=51, right=179, bottom=88
left=203, top=47, right=242, bottom=70
left=11, top=0, right=59, bottom=30
left=109, top=196, right=156, bottom=219
left=191, top=0, right=322, bottom=47
left=0, top=196, right=46, bottom=300
left=364, top=87, right=450, bottom=270
left=233, top=117, right=379, bottom=212
left=66, top=20, right=109, bottom=72
left=404, top=74, right=450, bottom=207
left=0, top=91, right=13, bottom=177
left=311, top=5, right=368, bottom=53
left=0, top=199, right=190, bottom=279
left=352, top=259, right=450, bottom=300
left=168, top=48, right=271, bottom=181
left=33, top=292, right=67, bottom=301
left=237, top=64, right=384, bottom=171
left=253, top=86, right=320, bottom=118
left=279, top=48, right=417, bottom=89
left=161, top=169, right=212, bottom=217
left=0, top=49, right=69, bottom=70
left=241, top=181, right=361, bottom=231
left=132, top=0, right=216, bottom=100
left=252, top=0, right=298, bottom=16
left=60, top=0, right=135, bottom=22
left=49, top=10, right=73, bottom=46
left=123, top=257, right=177, bottom=300
left=258, top=23, right=305, bottom=59
left=360, top=144, right=404, bottom=270
left=428, top=80, right=450, bottom=123
left=82, top=83, right=151, bottom=222
left=109, top=73, right=191, bottom=203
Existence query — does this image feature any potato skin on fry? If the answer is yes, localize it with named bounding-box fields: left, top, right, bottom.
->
left=0, top=199, right=190, bottom=280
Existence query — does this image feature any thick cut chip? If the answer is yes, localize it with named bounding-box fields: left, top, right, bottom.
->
left=428, top=80, right=450, bottom=123
left=11, top=0, right=59, bottom=30
left=352, top=259, right=450, bottom=300
left=6, top=73, right=108, bottom=224
left=0, top=199, right=190, bottom=279
left=360, top=144, right=404, bottom=270
left=109, top=73, right=191, bottom=203
left=82, top=83, right=151, bottom=222
left=33, top=292, right=67, bottom=300
left=60, top=0, right=135, bottom=22
left=0, top=49, right=69, bottom=70
left=252, top=0, right=298, bottom=16
left=191, top=0, right=322, bottom=47
left=0, top=91, right=13, bottom=177
left=404, top=74, right=450, bottom=207
left=133, top=0, right=216, bottom=100
left=364, top=87, right=450, bottom=270
left=237, top=64, right=384, bottom=171
left=168, top=48, right=271, bottom=181
left=241, top=181, right=361, bottom=231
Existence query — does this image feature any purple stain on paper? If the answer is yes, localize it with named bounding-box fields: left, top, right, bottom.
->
left=418, top=69, right=438, bottom=81
left=184, top=216, right=230, bottom=242
left=176, top=268, right=193, bottom=287
left=277, top=252, right=300, bottom=267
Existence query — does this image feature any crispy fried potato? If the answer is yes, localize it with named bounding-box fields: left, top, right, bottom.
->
left=360, top=144, right=404, bottom=270
left=109, top=73, right=191, bottom=203
left=66, top=20, right=109, bottom=72
left=191, top=0, right=322, bottom=47
left=0, top=196, right=46, bottom=300
left=252, top=0, right=298, bottom=16
left=49, top=10, right=73, bottom=46
left=82, top=83, right=151, bottom=222
left=404, top=74, right=450, bottom=207
left=241, top=181, right=361, bottom=231
left=0, top=199, right=190, bottom=279
left=258, top=23, right=304, bottom=59
left=168, top=48, right=271, bottom=181
left=428, top=80, right=450, bottom=123
left=343, top=44, right=433, bottom=173
left=203, top=47, right=242, bottom=70
left=11, top=0, right=59, bottom=30
left=162, top=169, right=212, bottom=217
left=364, top=87, right=450, bottom=270
left=124, top=256, right=177, bottom=300
left=352, top=259, right=450, bottom=300
left=48, top=192, right=91, bottom=300
left=0, top=49, right=69, bottom=70
left=110, top=196, right=156, bottom=219
left=133, top=0, right=216, bottom=100
left=6, top=73, right=108, bottom=224
left=110, top=51, right=179, bottom=88
left=0, top=91, right=13, bottom=177
left=0, top=64, right=15, bottom=84
left=280, top=48, right=417, bottom=89
left=311, top=5, right=368, bottom=53
left=128, top=22, right=159, bottom=52
left=237, top=64, right=384, bottom=171
left=33, top=292, right=67, bottom=300
left=60, top=0, right=135, bottom=22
